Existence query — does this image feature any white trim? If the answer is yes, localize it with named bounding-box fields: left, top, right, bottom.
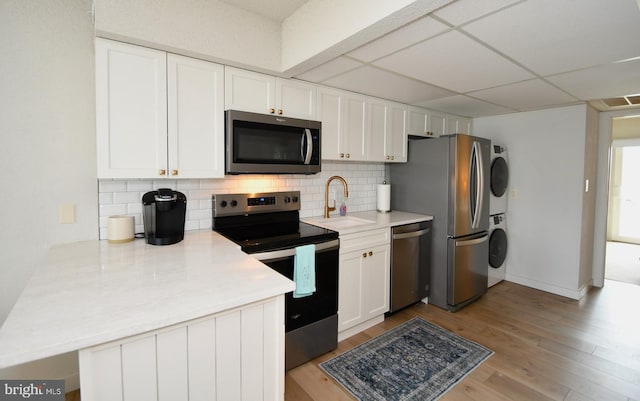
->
left=594, top=109, right=640, bottom=288
left=504, top=275, right=585, bottom=300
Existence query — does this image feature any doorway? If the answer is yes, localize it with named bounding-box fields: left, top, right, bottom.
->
left=604, top=118, right=640, bottom=286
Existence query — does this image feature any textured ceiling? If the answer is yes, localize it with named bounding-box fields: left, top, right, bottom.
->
left=228, top=0, right=640, bottom=117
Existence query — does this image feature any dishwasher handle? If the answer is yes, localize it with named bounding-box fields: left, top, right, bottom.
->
left=392, top=227, right=431, bottom=240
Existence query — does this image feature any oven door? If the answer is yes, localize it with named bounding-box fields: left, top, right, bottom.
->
left=251, top=239, right=339, bottom=332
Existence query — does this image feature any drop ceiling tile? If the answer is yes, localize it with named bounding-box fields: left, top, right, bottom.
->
left=295, top=56, right=363, bottom=82
left=347, top=16, right=449, bottom=62
left=463, top=0, right=640, bottom=76
left=468, top=79, right=578, bottom=110
left=323, top=65, right=456, bottom=103
left=373, top=30, right=534, bottom=93
left=432, top=0, right=522, bottom=26
left=416, top=95, right=515, bottom=117
left=546, top=58, right=640, bottom=100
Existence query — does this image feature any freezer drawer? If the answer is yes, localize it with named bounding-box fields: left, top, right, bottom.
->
left=447, top=232, right=488, bottom=309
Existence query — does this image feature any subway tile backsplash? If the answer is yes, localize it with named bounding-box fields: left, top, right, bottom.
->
left=98, top=162, right=387, bottom=239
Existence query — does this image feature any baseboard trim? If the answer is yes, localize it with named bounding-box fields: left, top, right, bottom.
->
left=505, top=274, right=587, bottom=300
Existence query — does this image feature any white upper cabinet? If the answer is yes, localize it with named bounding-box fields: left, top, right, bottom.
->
left=446, top=114, right=473, bottom=135
left=96, top=39, right=225, bottom=179
left=407, top=106, right=430, bottom=137
left=430, top=111, right=447, bottom=137
left=168, top=54, right=225, bottom=178
left=276, top=78, right=317, bottom=120
left=407, top=106, right=451, bottom=138
left=387, top=102, right=408, bottom=163
left=224, top=67, right=275, bottom=115
left=317, top=86, right=344, bottom=161
left=369, top=100, right=407, bottom=163
left=224, top=67, right=316, bottom=119
left=96, top=39, right=168, bottom=178
left=342, top=93, right=369, bottom=161
left=317, top=86, right=368, bottom=161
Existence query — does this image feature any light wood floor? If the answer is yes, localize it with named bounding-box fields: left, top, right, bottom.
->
left=286, top=281, right=640, bottom=401
left=66, top=280, right=640, bottom=401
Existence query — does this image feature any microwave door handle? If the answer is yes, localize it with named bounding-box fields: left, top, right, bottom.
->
left=303, top=129, right=313, bottom=165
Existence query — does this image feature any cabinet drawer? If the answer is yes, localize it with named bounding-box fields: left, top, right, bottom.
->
left=340, top=228, right=389, bottom=253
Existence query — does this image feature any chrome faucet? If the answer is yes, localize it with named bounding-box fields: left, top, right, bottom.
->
left=324, top=176, right=349, bottom=218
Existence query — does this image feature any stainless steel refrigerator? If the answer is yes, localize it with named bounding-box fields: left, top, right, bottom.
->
left=390, top=133, right=490, bottom=311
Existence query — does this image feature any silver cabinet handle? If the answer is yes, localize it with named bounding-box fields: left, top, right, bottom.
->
left=392, top=227, right=431, bottom=240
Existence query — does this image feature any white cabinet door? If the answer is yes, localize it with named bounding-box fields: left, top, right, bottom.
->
left=407, top=106, right=429, bottom=137
left=225, top=66, right=276, bottom=114
left=388, top=102, right=408, bottom=163
left=363, top=244, right=391, bottom=319
left=342, top=93, right=368, bottom=161
left=95, top=38, right=168, bottom=178
left=317, top=86, right=344, bottom=161
left=338, top=228, right=391, bottom=334
left=368, top=99, right=388, bottom=162
left=446, top=115, right=472, bottom=135
left=368, top=100, right=407, bottom=163
left=338, top=250, right=365, bottom=332
left=276, top=79, right=317, bottom=119
left=167, top=54, right=225, bottom=178
left=430, top=111, right=447, bottom=137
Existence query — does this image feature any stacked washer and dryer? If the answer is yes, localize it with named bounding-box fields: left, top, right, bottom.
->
left=489, top=144, right=509, bottom=287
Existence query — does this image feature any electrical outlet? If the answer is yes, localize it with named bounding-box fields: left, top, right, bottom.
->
left=59, top=204, right=76, bottom=224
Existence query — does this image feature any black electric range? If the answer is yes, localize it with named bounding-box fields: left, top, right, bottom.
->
left=211, top=191, right=340, bottom=370
left=212, top=191, right=338, bottom=254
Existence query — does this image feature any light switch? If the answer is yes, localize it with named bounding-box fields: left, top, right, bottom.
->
left=510, top=188, right=519, bottom=200
left=59, top=204, right=76, bottom=224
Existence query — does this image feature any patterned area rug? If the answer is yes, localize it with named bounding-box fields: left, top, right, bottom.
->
left=320, top=317, right=493, bottom=401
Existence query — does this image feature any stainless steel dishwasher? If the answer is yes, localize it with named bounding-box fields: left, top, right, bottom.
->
left=389, top=220, right=432, bottom=313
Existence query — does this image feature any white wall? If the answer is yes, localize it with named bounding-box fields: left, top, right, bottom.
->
left=94, top=0, right=283, bottom=73
left=0, top=0, right=98, bottom=388
left=474, top=104, right=595, bottom=298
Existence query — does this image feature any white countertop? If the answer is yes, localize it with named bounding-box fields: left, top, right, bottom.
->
left=303, top=210, right=432, bottom=234
left=0, top=231, right=295, bottom=369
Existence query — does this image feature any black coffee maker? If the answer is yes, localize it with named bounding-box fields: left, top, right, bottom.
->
left=142, top=188, right=187, bottom=245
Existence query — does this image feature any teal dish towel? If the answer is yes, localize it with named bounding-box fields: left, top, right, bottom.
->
left=293, top=244, right=316, bottom=298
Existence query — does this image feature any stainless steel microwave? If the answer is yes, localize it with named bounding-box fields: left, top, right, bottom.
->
left=225, top=110, right=321, bottom=175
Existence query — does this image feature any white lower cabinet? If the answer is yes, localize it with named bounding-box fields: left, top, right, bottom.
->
left=338, top=229, right=390, bottom=337
left=79, top=296, right=285, bottom=401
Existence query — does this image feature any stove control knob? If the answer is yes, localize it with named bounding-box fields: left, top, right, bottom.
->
left=230, top=200, right=238, bottom=207
left=220, top=200, right=227, bottom=207
left=292, top=196, right=299, bottom=203
left=284, top=196, right=291, bottom=203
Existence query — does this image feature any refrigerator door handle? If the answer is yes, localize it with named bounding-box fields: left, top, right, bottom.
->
left=454, top=234, right=489, bottom=247
left=475, top=141, right=485, bottom=228
left=470, top=141, right=483, bottom=229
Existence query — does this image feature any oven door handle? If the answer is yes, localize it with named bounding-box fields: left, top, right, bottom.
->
left=251, top=239, right=340, bottom=261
